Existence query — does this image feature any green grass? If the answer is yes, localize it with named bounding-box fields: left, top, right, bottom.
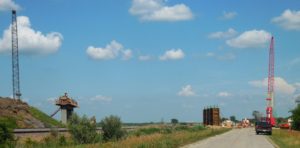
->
left=0, top=116, right=17, bottom=129
left=15, top=126, right=230, bottom=148
left=270, top=129, right=300, bottom=148
left=29, top=107, right=63, bottom=127
left=135, top=127, right=161, bottom=135
left=99, top=128, right=230, bottom=148
left=0, top=107, right=62, bottom=129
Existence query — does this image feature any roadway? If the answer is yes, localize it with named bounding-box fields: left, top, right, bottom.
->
left=183, top=128, right=275, bottom=148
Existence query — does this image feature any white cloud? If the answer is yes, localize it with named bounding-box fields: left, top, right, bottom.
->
left=178, top=85, right=196, bottom=97
left=294, top=83, right=300, bottom=88
left=206, top=52, right=215, bottom=57
left=86, top=40, right=132, bottom=60
left=208, top=28, right=238, bottom=39
left=226, top=29, right=271, bottom=48
left=272, top=9, right=300, bottom=30
left=221, top=11, right=237, bottom=20
left=249, top=77, right=296, bottom=95
left=129, top=0, right=193, bottom=22
left=217, top=53, right=236, bottom=61
left=122, top=49, right=133, bottom=60
left=159, top=49, right=184, bottom=60
left=0, top=0, right=20, bottom=11
left=206, top=52, right=235, bottom=61
left=47, top=97, right=56, bottom=104
left=0, top=16, right=63, bottom=55
left=290, top=57, right=300, bottom=66
left=218, top=91, right=232, bottom=97
left=287, top=57, right=300, bottom=70
left=139, top=55, right=151, bottom=61
left=90, top=95, right=112, bottom=102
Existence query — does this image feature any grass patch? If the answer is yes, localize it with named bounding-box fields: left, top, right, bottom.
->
left=136, top=127, right=161, bottom=136
left=29, top=107, right=63, bottom=127
left=0, top=116, right=17, bottom=129
left=15, top=126, right=230, bottom=148
left=270, top=129, right=300, bottom=148
left=97, top=127, right=230, bottom=148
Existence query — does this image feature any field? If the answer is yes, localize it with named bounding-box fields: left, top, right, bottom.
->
left=17, top=125, right=230, bottom=148
left=270, top=129, right=300, bottom=148
left=97, top=127, right=230, bottom=148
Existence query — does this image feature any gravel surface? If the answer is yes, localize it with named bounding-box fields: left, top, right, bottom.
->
left=182, top=128, right=274, bottom=148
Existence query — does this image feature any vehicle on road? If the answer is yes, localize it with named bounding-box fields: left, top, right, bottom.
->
left=255, top=121, right=272, bottom=135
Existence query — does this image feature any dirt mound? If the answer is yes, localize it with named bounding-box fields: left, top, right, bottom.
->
left=0, top=97, right=56, bottom=128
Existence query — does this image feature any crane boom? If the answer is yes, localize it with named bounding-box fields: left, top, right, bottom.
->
left=266, top=36, right=275, bottom=126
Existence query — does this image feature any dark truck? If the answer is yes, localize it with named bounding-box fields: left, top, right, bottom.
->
left=255, top=121, right=272, bottom=135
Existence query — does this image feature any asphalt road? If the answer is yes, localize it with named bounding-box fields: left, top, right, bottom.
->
left=183, top=128, right=275, bottom=148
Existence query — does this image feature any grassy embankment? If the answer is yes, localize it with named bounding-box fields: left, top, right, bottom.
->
left=1, top=106, right=63, bottom=128
left=28, top=106, right=62, bottom=127
left=0, top=99, right=62, bottom=128
left=0, top=116, right=18, bottom=129
left=270, top=129, right=300, bottom=148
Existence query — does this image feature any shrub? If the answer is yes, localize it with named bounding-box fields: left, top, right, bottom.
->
left=186, top=125, right=206, bottom=132
left=161, top=126, right=173, bottom=134
left=25, top=137, right=38, bottom=147
left=175, top=125, right=189, bottom=131
left=0, top=117, right=17, bottom=129
left=43, top=136, right=55, bottom=147
left=0, top=123, right=15, bottom=147
left=68, top=113, right=101, bottom=144
left=291, top=104, right=300, bottom=130
left=58, top=135, right=67, bottom=146
left=101, top=115, right=125, bottom=141
left=171, top=118, right=179, bottom=125
left=137, top=127, right=160, bottom=135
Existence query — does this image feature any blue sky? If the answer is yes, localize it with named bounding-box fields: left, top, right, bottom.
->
left=0, top=0, right=300, bottom=123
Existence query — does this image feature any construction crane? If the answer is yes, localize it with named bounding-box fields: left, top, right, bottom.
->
left=11, top=10, right=22, bottom=100
left=266, top=36, right=276, bottom=126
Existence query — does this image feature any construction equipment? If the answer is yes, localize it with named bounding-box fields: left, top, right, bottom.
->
left=50, top=108, right=60, bottom=117
left=54, top=93, right=78, bottom=124
left=11, top=10, right=21, bottom=100
left=266, top=36, right=276, bottom=126
left=203, top=106, right=220, bottom=126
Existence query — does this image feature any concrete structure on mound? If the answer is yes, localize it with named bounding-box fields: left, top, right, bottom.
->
left=55, top=93, right=78, bottom=124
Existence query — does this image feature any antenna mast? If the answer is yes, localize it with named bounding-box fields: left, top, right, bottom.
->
left=12, top=10, right=21, bottom=100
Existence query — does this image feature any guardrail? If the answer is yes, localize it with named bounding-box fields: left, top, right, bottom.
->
left=13, top=126, right=138, bottom=134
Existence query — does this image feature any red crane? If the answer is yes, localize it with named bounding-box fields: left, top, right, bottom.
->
left=266, top=36, right=276, bottom=126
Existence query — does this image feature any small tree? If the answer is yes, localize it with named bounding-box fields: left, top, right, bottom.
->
left=230, top=116, right=237, bottom=122
left=221, top=117, right=228, bottom=122
left=0, top=123, right=15, bottom=147
left=291, top=104, right=300, bottom=130
left=252, top=110, right=263, bottom=121
left=68, top=113, right=100, bottom=144
left=171, top=118, right=179, bottom=125
left=101, top=115, right=125, bottom=141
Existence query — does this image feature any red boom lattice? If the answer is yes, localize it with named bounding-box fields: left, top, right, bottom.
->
left=268, top=36, right=274, bottom=102
left=266, top=36, right=276, bottom=126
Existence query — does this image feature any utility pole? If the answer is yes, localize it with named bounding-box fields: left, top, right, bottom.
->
left=11, top=10, right=21, bottom=100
